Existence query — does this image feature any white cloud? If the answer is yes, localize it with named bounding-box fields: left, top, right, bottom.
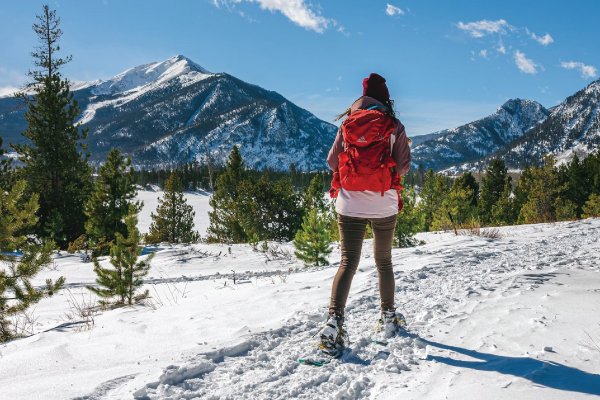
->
left=561, top=61, right=598, bottom=79
left=0, top=85, right=19, bottom=97
left=213, top=0, right=330, bottom=33
left=457, top=19, right=512, bottom=38
left=532, top=32, right=553, bottom=45
left=514, top=50, right=537, bottom=74
left=479, top=49, right=488, bottom=59
left=337, top=26, right=349, bottom=37
left=386, top=4, right=404, bottom=16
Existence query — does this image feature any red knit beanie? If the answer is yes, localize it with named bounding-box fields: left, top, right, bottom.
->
left=362, top=73, right=390, bottom=103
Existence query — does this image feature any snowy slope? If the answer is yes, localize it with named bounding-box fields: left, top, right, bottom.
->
left=0, top=55, right=338, bottom=171
left=411, top=99, right=549, bottom=171
left=2, top=198, right=600, bottom=399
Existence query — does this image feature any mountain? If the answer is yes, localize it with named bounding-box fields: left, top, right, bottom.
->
left=410, top=99, right=550, bottom=171
left=0, top=55, right=338, bottom=170
left=409, top=132, right=445, bottom=148
left=453, top=78, right=600, bottom=171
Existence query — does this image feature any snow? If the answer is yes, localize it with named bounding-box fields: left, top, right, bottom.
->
left=136, top=190, right=213, bottom=237
left=2, top=204, right=600, bottom=399
left=91, top=56, right=211, bottom=96
left=76, top=56, right=213, bottom=126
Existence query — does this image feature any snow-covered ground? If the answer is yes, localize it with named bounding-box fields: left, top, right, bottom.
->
left=1, top=199, right=600, bottom=399
left=136, top=189, right=213, bottom=237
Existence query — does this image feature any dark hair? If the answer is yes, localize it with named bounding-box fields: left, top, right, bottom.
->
left=383, top=99, right=397, bottom=121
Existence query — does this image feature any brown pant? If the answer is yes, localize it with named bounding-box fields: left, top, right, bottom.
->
left=329, top=214, right=397, bottom=316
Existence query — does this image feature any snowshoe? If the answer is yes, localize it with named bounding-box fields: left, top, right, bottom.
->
left=316, top=312, right=347, bottom=358
left=377, top=309, right=407, bottom=338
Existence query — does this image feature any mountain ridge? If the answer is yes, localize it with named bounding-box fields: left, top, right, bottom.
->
left=410, top=98, right=550, bottom=171
left=0, top=55, right=338, bottom=171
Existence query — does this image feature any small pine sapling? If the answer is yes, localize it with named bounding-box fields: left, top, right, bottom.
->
left=395, top=187, right=422, bottom=247
left=148, top=172, right=199, bottom=244
left=1, top=181, right=64, bottom=342
left=293, top=209, right=332, bottom=267
left=88, top=206, right=155, bottom=306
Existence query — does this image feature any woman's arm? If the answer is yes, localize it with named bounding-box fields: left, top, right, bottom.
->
left=327, top=125, right=344, bottom=171
left=392, top=122, right=412, bottom=176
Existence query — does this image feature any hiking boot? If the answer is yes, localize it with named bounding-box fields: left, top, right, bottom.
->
left=378, top=309, right=407, bottom=338
left=317, top=312, right=346, bottom=356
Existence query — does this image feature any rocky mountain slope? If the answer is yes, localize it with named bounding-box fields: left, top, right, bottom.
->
left=454, top=78, right=600, bottom=171
left=410, top=99, right=550, bottom=171
left=0, top=55, right=338, bottom=170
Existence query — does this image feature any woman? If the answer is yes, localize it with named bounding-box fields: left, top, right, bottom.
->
left=318, top=73, right=412, bottom=355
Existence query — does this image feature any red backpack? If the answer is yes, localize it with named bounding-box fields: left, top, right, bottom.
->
left=330, top=105, right=403, bottom=210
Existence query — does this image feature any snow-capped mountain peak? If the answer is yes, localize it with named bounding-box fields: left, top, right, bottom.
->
left=0, top=55, right=337, bottom=169
left=411, top=98, right=549, bottom=171
left=90, top=54, right=212, bottom=96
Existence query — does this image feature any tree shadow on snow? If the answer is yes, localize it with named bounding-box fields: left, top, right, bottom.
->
left=424, top=340, right=600, bottom=396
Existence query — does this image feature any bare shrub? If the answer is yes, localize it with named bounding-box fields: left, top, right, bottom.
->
left=11, top=308, right=39, bottom=337
left=458, top=220, right=502, bottom=239
left=581, top=325, right=600, bottom=353
left=62, top=289, right=99, bottom=331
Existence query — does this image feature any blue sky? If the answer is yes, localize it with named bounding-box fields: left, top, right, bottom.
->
left=1, top=0, right=598, bottom=136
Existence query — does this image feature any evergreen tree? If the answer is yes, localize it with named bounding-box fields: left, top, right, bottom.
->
left=560, top=154, right=586, bottom=218
left=431, top=183, right=473, bottom=232
left=513, top=164, right=533, bottom=219
left=582, top=193, right=600, bottom=218
left=395, top=186, right=422, bottom=247
left=294, top=209, right=332, bottom=267
left=85, top=149, right=142, bottom=248
left=518, top=156, right=566, bottom=224
left=325, top=201, right=340, bottom=242
left=491, top=179, right=516, bottom=226
left=1, top=180, right=64, bottom=342
left=11, top=6, right=92, bottom=247
left=453, top=172, right=479, bottom=207
left=302, top=174, right=327, bottom=214
left=148, top=172, right=199, bottom=244
left=418, top=170, right=449, bottom=231
left=88, top=206, right=155, bottom=306
left=207, top=146, right=247, bottom=243
left=479, top=159, right=511, bottom=224
left=0, top=137, right=15, bottom=191
left=238, top=175, right=304, bottom=242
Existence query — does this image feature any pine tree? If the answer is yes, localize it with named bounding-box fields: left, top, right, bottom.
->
left=207, top=146, right=247, bottom=243
left=325, top=201, right=340, bottom=242
left=294, top=209, right=332, bottom=267
left=431, top=184, right=473, bottom=232
left=238, top=175, right=304, bottom=242
left=302, top=174, right=327, bottom=214
left=11, top=6, right=92, bottom=247
left=479, top=159, right=511, bottom=224
left=1, top=180, right=64, bottom=342
left=513, top=164, right=533, bottom=219
left=85, top=149, right=142, bottom=248
left=0, top=137, right=15, bottom=192
left=148, top=172, right=199, bottom=244
left=563, top=154, right=588, bottom=218
left=395, top=187, right=422, bottom=247
left=518, top=156, right=565, bottom=224
left=453, top=172, right=479, bottom=207
left=418, top=170, right=449, bottom=231
left=582, top=193, right=600, bottom=218
left=491, top=179, right=516, bottom=226
left=88, top=206, right=155, bottom=306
